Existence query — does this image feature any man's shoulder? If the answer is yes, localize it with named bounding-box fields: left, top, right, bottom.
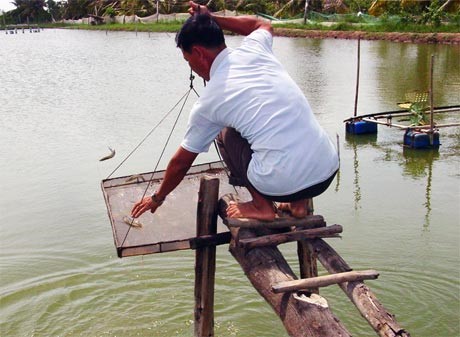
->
left=245, top=28, right=272, bottom=43
left=238, top=28, right=273, bottom=54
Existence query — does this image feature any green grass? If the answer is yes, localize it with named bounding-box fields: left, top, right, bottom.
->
left=275, top=21, right=460, bottom=33
left=41, top=21, right=184, bottom=32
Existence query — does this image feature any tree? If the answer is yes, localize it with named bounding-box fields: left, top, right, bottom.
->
left=46, top=0, right=64, bottom=21
left=11, top=0, right=50, bottom=23
left=62, top=0, right=92, bottom=19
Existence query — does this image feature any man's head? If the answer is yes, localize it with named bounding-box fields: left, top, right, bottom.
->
left=176, top=14, right=226, bottom=81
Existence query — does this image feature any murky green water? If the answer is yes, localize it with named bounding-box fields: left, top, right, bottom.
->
left=1, top=29, right=459, bottom=337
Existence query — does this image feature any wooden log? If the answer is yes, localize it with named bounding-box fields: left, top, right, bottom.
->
left=272, top=270, right=379, bottom=293
left=194, top=176, right=219, bottom=337
left=238, top=224, right=342, bottom=249
left=219, top=194, right=352, bottom=337
left=308, top=239, right=411, bottom=337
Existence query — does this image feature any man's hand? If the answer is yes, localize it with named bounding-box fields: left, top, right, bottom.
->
left=131, top=196, right=159, bottom=218
left=188, top=1, right=211, bottom=16
left=130, top=146, right=197, bottom=219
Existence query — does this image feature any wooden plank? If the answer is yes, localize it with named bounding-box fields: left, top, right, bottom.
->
left=308, top=239, right=411, bottom=337
left=272, top=270, right=379, bottom=293
left=194, top=176, right=219, bottom=337
left=223, top=214, right=326, bottom=229
left=190, top=232, right=231, bottom=250
left=238, top=224, right=342, bottom=249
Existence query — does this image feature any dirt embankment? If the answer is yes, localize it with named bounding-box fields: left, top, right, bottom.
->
left=274, top=28, right=460, bottom=44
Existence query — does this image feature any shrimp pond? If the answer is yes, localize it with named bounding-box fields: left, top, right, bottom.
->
left=0, top=29, right=459, bottom=337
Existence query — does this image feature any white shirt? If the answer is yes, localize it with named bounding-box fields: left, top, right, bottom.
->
left=181, top=29, right=339, bottom=196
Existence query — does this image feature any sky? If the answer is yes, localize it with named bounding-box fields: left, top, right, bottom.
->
left=0, top=0, right=15, bottom=13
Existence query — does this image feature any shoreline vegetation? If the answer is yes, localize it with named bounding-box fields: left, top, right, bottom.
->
left=40, top=21, right=460, bottom=44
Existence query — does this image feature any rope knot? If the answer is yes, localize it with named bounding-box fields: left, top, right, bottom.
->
left=189, top=71, right=195, bottom=89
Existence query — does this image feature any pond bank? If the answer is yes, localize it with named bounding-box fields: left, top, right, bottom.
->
left=274, top=28, right=460, bottom=44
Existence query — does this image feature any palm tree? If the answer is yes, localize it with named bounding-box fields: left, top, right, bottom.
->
left=11, top=0, right=49, bottom=22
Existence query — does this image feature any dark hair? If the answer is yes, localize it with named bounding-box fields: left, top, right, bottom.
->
left=175, top=14, right=225, bottom=53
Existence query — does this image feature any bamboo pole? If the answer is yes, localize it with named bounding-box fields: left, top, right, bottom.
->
left=362, top=118, right=460, bottom=131
left=354, top=37, right=361, bottom=117
left=343, top=104, right=460, bottom=123
left=194, top=176, right=219, bottom=337
left=429, top=54, right=435, bottom=145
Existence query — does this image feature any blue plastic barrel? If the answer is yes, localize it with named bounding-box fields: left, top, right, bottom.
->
left=403, top=129, right=440, bottom=149
left=345, top=120, right=378, bottom=135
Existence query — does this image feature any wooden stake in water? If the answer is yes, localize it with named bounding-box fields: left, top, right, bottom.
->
left=194, top=176, right=219, bottom=337
left=429, top=55, right=435, bottom=136
left=354, top=37, right=361, bottom=117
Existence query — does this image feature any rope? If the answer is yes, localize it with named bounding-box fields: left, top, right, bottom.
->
left=119, top=71, right=196, bottom=247
left=106, top=88, right=191, bottom=180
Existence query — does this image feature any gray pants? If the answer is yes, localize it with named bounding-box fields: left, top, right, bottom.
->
left=216, top=127, right=337, bottom=202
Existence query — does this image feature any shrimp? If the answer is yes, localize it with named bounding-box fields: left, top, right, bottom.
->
left=125, top=174, right=146, bottom=183
left=99, top=147, right=115, bottom=161
left=122, top=215, right=143, bottom=229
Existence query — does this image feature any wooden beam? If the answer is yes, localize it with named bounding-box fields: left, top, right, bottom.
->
left=194, top=176, right=219, bottom=337
left=272, top=270, right=379, bottom=293
left=190, top=232, right=231, bottom=250
left=308, top=239, right=411, bottom=337
left=238, top=224, right=342, bottom=249
left=223, top=214, right=326, bottom=229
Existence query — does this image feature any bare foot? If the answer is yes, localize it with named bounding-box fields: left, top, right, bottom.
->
left=226, top=200, right=276, bottom=221
left=276, top=200, right=308, bottom=218
left=277, top=202, right=290, bottom=212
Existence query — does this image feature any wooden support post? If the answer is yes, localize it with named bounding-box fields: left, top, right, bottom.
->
left=297, top=199, right=319, bottom=293
left=308, top=238, right=411, bottom=337
left=194, top=176, right=219, bottom=337
left=219, top=194, right=352, bottom=337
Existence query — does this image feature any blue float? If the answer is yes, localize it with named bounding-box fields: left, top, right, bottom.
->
left=345, top=120, right=378, bottom=135
left=403, top=129, right=440, bottom=149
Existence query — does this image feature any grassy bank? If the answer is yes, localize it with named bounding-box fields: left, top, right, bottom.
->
left=40, top=19, right=460, bottom=44
left=43, top=17, right=460, bottom=33
left=42, top=21, right=183, bottom=33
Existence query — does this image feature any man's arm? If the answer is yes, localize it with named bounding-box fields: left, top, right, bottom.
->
left=188, top=1, right=273, bottom=36
left=131, top=146, right=198, bottom=218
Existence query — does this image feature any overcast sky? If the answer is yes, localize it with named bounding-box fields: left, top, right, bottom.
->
left=0, top=0, right=16, bottom=13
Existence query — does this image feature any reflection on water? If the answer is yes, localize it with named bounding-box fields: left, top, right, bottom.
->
left=345, top=132, right=443, bottom=228
left=345, top=133, right=378, bottom=210
left=402, top=148, right=439, bottom=229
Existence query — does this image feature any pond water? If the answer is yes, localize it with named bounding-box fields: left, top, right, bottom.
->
left=0, top=29, right=459, bottom=337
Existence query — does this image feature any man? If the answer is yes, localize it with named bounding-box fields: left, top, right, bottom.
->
left=131, top=1, right=339, bottom=221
